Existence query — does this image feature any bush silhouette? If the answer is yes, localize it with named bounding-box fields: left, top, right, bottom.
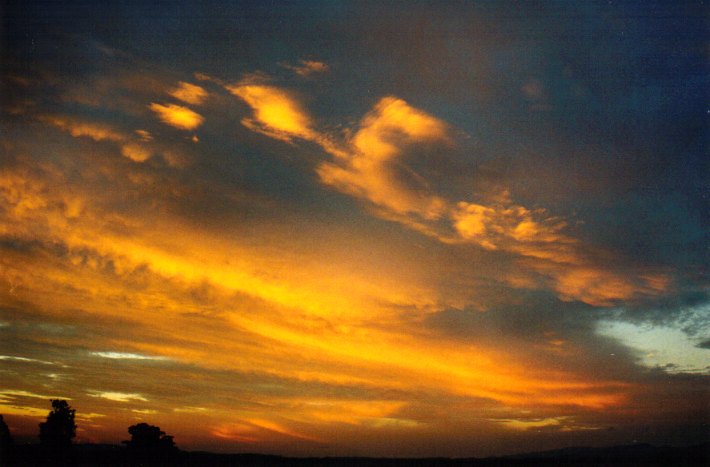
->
left=38, top=400, right=76, bottom=449
left=124, top=422, right=177, bottom=461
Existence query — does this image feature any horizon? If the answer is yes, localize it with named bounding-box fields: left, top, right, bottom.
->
left=5, top=415, right=710, bottom=459
left=1, top=0, right=708, bottom=459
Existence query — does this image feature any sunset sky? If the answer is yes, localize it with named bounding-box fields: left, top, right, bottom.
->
left=1, top=0, right=708, bottom=458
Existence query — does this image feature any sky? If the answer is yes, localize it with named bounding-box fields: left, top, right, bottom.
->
left=1, top=0, right=708, bottom=458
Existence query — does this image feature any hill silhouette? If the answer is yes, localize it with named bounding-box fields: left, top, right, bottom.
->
left=8, top=441, right=709, bottom=466
left=3, top=401, right=708, bottom=465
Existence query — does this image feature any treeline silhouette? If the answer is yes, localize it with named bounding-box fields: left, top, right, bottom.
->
left=1, top=400, right=708, bottom=466
left=2, top=400, right=178, bottom=466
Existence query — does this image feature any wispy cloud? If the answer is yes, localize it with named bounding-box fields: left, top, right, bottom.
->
left=90, top=351, right=171, bottom=361
left=89, top=391, right=148, bottom=402
left=281, top=59, right=330, bottom=77
left=0, top=389, right=72, bottom=400
left=0, top=355, right=56, bottom=365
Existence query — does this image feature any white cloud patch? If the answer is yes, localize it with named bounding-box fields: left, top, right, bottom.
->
left=0, top=389, right=71, bottom=400
left=89, top=391, right=148, bottom=402
left=597, top=314, right=710, bottom=374
left=90, top=351, right=171, bottom=361
left=0, top=355, right=57, bottom=365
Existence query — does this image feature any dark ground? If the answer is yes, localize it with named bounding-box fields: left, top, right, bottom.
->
left=2, top=442, right=708, bottom=466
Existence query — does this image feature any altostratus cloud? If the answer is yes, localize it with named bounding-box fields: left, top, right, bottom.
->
left=228, top=77, right=669, bottom=306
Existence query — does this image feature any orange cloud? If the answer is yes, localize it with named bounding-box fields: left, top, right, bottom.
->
left=317, top=97, right=451, bottom=220
left=40, top=114, right=154, bottom=163
left=0, top=158, right=632, bottom=412
left=169, top=81, right=208, bottom=105
left=452, top=199, right=576, bottom=259
left=149, top=102, right=204, bottom=130
left=39, top=115, right=125, bottom=142
left=228, top=83, right=670, bottom=306
left=120, top=143, right=152, bottom=162
left=227, top=84, right=315, bottom=142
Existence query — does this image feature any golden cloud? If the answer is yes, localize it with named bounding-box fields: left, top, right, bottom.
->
left=40, top=114, right=154, bottom=163
left=149, top=102, right=204, bottom=130
left=120, top=143, right=152, bottom=162
left=40, top=115, right=125, bottom=142
left=228, top=83, right=672, bottom=307
left=227, top=84, right=315, bottom=141
left=0, top=154, right=634, bottom=415
left=317, top=97, right=451, bottom=220
left=169, top=81, right=208, bottom=105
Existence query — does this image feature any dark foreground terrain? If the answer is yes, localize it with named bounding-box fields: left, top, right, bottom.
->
left=4, top=442, right=709, bottom=466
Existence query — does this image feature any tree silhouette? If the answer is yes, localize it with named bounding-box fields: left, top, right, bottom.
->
left=38, top=400, right=76, bottom=449
left=124, top=422, right=177, bottom=461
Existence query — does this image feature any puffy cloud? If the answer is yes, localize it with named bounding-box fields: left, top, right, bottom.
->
left=149, top=102, right=204, bottom=130
left=452, top=200, right=571, bottom=254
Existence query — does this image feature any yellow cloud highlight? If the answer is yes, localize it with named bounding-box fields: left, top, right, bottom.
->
left=227, top=84, right=315, bottom=142
left=149, top=102, right=204, bottom=130
left=452, top=199, right=576, bottom=261
left=169, top=81, right=208, bottom=105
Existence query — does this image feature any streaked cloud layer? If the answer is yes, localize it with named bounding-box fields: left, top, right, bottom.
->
left=1, top=0, right=707, bottom=458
